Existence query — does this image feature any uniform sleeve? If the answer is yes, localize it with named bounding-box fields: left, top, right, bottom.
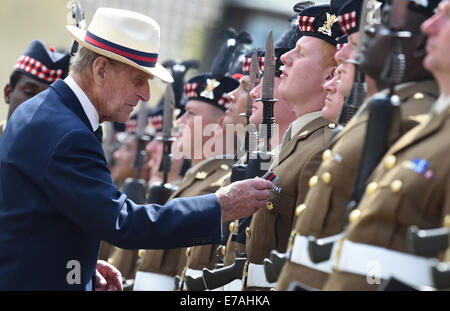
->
left=44, top=129, right=222, bottom=250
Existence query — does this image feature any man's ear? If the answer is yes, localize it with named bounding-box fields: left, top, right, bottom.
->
left=4, top=84, right=12, bottom=105
left=216, top=113, right=226, bottom=128
left=92, top=57, right=108, bottom=85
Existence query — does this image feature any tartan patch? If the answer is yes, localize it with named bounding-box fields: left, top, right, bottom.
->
left=184, top=82, right=199, bottom=98
left=217, top=93, right=230, bottom=108
left=298, top=15, right=315, bottom=32
left=338, top=11, right=357, bottom=35
left=14, top=55, right=64, bottom=83
left=242, top=56, right=265, bottom=73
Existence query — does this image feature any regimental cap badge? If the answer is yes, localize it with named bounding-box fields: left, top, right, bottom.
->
left=200, top=79, right=221, bottom=100
left=318, top=13, right=338, bottom=36
left=297, top=3, right=345, bottom=46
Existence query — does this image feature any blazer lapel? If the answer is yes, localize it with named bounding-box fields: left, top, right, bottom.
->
left=50, top=79, right=92, bottom=131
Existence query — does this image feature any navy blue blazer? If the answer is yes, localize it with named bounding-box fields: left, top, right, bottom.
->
left=0, top=79, right=221, bottom=290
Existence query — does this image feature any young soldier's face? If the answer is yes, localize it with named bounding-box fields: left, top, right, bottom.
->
left=224, top=75, right=251, bottom=126
left=422, top=0, right=450, bottom=80
left=279, top=36, right=331, bottom=115
left=249, top=77, right=296, bottom=129
left=322, top=73, right=344, bottom=122
left=334, top=33, right=358, bottom=98
left=175, top=99, right=223, bottom=160
left=4, top=74, right=50, bottom=120
left=361, top=3, right=431, bottom=81
left=112, top=134, right=137, bottom=183
left=145, top=132, right=164, bottom=178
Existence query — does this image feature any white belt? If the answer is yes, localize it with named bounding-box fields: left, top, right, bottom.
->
left=335, top=239, right=435, bottom=287
left=290, top=235, right=334, bottom=274
left=133, top=271, right=175, bottom=291
left=247, top=263, right=277, bottom=288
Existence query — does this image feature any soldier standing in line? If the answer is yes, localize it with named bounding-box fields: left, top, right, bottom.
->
left=203, top=7, right=312, bottom=291
left=130, top=33, right=245, bottom=290
left=276, top=0, right=441, bottom=291
left=213, top=41, right=301, bottom=291
left=322, top=0, right=449, bottom=291
left=238, top=3, right=343, bottom=291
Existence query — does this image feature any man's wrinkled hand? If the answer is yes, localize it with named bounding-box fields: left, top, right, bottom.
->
left=216, top=177, right=273, bottom=222
left=95, top=260, right=123, bottom=291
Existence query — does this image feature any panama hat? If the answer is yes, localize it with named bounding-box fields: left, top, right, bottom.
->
left=66, top=7, right=173, bottom=83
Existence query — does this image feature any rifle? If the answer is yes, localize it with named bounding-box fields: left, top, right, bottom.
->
left=121, top=101, right=151, bottom=204
left=147, top=86, right=177, bottom=204
left=407, top=225, right=450, bottom=257
left=147, top=59, right=199, bottom=204
left=378, top=221, right=450, bottom=290
left=66, top=0, right=86, bottom=58
left=230, top=51, right=260, bottom=183
left=406, top=224, right=450, bottom=290
left=245, top=31, right=277, bottom=179
left=307, top=0, right=411, bottom=264
left=202, top=250, right=247, bottom=290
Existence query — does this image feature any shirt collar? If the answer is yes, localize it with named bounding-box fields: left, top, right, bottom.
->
left=64, top=75, right=100, bottom=131
left=290, top=111, right=323, bottom=139
left=430, top=94, right=450, bottom=117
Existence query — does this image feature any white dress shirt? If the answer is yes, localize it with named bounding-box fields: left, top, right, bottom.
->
left=64, top=75, right=100, bottom=132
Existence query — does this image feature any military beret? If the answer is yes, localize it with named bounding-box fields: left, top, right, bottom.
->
left=241, top=49, right=265, bottom=75
left=297, top=3, right=345, bottom=46
left=337, top=34, right=349, bottom=50
left=183, top=74, right=239, bottom=111
left=14, top=40, right=70, bottom=84
left=337, top=0, right=365, bottom=36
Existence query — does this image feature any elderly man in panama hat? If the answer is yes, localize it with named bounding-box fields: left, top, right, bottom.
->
left=0, top=7, right=272, bottom=290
